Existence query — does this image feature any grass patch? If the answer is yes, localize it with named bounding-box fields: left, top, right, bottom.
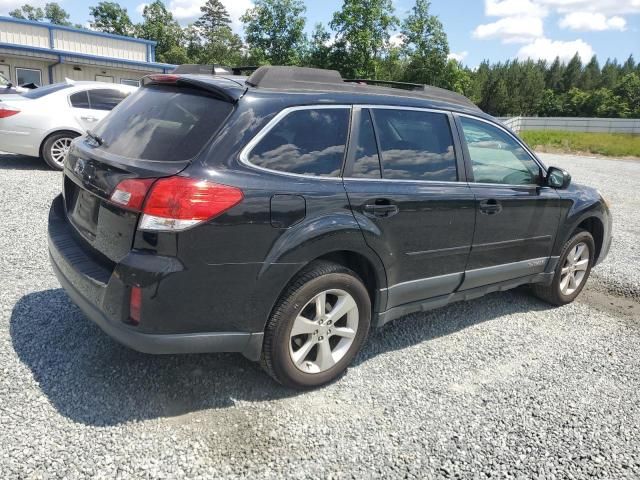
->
left=520, top=130, right=640, bottom=158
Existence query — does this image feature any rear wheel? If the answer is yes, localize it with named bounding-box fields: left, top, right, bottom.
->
left=262, top=261, right=371, bottom=389
left=42, top=132, right=78, bottom=170
left=532, top=230, right=595, bottom=305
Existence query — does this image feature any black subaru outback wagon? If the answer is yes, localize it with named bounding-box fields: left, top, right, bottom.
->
left=48, top=66, right=612, bottom=388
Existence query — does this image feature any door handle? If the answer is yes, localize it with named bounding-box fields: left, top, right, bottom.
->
left=363, top=203, right=399, bottom=218
left=81, top=116, right=98, bottom=122
left=479, top=199, right=502, bottom=215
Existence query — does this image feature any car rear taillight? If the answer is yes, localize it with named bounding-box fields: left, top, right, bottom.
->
left=110, top=178, right=156, bottom=211
left=139, top=177, right=244, bottom=232
left=0, top=107, right=20, bottom=118
left=109, top=176, right=244, bottom=232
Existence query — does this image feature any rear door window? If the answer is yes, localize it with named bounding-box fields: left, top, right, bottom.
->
left=247, top=108, right=350, bottom=177
left=92, top=85, right=234, bottom=162
left=350, top=109, right=382, bottom=178
left=372, top=109, right=457, bottom=182
left=87, top=89, right=128, bottom=111
left=69, top=91, right=90, bottom=109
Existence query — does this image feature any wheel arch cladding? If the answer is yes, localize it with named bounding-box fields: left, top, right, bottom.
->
left=576, top=216, right=604, bottom=262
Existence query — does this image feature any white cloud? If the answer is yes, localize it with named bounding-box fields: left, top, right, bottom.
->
left=0, top=0, right=45, bottom=11
left=537, top=0, right=640, bottom=16
left=517, top=37, right=594, bottom=62
left=485, top=0, right=549, bottom=18
left=559, top=12, right=627, bottom=30
left=447, top=51, right=469, bottom=62
left=168, top=0, right=253, bottom=31
left=389, top=33, right=403, bottom=47
left=136, top=3, right=148, bottom=15
left=473, top=16, right=544, bottom=43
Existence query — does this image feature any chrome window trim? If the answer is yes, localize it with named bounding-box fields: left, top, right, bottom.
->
left=456, top=112, right=548, bottom=176
left=238, top=104, right=353, bottom=181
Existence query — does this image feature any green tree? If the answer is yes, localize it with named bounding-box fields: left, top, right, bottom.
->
left=441, top=60, right=472, bottom=95
left=305, top=23, right=334, bottom=69
left=579, top=55, right=600, bottom=91
left=561, top=53, right=583, bottom=92
left=192, top=0, right=244, bottom=66
left=242, top=0, right=307, bottom=65
left=614, top=73, right=640, bottom=116
left=45, top=3, right=72, bottom=25
left=136, top=0, right=184, bottom=63
left=545, top=57, right=565, bottom=90
left=330, top=0, right=398, bottom=78
left=9, top=5, right=44, bottom=21
left=89, top=2, right=134, bottom=36
left=400, top=0, right=449, bottom=87
left=600, top=58, right=619, bottom=89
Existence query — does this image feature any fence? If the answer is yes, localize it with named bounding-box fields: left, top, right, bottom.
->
left=497, top=117, right=640, bottom=135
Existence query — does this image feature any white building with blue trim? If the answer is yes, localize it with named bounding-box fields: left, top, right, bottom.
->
left=0, top=16, right=174, bottom=87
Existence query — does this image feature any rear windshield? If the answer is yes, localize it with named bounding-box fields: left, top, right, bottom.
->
left=92, top=85, right=233, bottom=162
left=21, top=83, right=72, bottom=99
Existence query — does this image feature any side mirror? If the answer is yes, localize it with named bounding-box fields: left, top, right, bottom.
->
left=546, top=167, right=571, bottom=189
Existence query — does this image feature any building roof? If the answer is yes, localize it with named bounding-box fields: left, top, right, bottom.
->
left=0, top=15, right=156, bottom=45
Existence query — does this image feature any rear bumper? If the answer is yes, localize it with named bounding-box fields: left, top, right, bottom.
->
left=47, top=194, right=263, bottom=360
left=0, top=129, right=40, bottom=157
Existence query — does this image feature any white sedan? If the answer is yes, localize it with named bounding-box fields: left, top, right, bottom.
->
left=0, top=80, right=136, bottom=169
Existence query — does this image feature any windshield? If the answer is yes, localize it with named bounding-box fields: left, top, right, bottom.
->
left=92, top=85, right=233, bottom=162
left=21, top=83, right=73, bottom=99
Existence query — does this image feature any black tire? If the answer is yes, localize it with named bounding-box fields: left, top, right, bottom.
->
left=532, top=229, right=595, bottom=306
left=41, top=132, right=78, bottom=171
left=261, top=261, right=371, bottom=389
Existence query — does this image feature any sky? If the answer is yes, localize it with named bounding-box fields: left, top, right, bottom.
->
left=1, top=0, right=638, bottom=67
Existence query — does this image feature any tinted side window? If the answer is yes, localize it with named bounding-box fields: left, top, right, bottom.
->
left=69, top=91, right=90, bottom=108
left=248, top=108, right=350, bottom=177
left=351, top=109, right=381, bottom=178
left=88, top=89, right=128, bottom=111
left=460, top=117, right=541, bottom=185
left=372, top=109, right=457, bottom=181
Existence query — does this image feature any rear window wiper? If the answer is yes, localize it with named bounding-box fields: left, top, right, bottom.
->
left=86, top=130, right=105, bottom=146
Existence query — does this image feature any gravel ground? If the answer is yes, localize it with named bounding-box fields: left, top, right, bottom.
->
left=0, top=152, right=639, bottom=479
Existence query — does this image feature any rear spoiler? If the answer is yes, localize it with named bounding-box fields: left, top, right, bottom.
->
left=141, top=74, right=245, bottom=103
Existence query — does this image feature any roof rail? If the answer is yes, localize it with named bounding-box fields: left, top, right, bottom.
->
left=232, top=66, right=260, bottom=75
left=171, top=64, right=233, bottom=75
left=247, top=66, right=343, bottom=88
left=344, top=79, right=425, bottom=91
left=346, top=78, right=477, bottom=109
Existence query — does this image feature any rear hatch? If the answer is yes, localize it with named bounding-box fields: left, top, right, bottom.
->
left=62, top=76, right=243, bottom=263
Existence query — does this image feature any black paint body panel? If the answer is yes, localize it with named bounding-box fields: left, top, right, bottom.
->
left=47, top=79, right=613, bottom=357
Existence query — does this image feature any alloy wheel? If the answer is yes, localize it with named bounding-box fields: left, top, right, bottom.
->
left=560, top=241, right=590, bottom=295
left=50, top=137, right=73, bottom=166
left=289, top=289, right=359, bottom=374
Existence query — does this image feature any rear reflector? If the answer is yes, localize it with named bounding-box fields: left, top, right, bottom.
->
left=139, top=177, right=244, bottom=232
left=129, top=286, right=142, bottom=325
left=0, top=107, right=20, bottom=118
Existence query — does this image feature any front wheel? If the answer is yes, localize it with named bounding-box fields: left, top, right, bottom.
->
left=532, top=230, right=595, bottom=306
left=42, top=132, right=78, bottom=170
left=261, top=261, right=371, bottom=389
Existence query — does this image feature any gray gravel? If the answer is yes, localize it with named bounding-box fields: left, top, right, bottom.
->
left=1, top=152, right=639, bottom=479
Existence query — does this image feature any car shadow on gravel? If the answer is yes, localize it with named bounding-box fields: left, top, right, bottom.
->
left=10, top=287, right=554, bottom=427
left=0, top=153, right=50, bottom=171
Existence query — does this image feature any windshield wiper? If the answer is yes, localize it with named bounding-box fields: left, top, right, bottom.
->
left=86, top=130, right=104, bottom=146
